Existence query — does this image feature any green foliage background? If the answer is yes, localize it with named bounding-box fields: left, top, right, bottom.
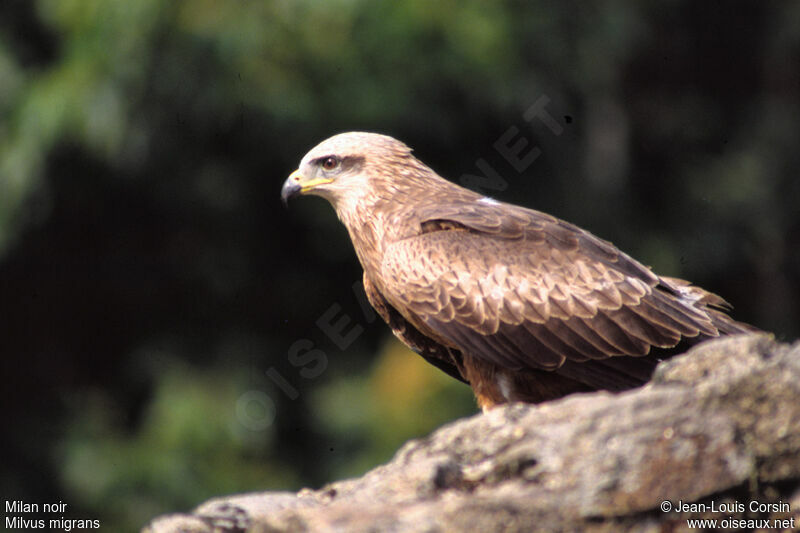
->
left=1, top=1, right=798, bottom=531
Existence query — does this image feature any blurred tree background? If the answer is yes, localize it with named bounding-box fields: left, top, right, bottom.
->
left=1, top=0, right=798, bottom=530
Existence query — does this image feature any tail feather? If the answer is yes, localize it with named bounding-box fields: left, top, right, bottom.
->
left=658, top=275, right=759, bottom=336
left=708, top=309, right=760, bottom=335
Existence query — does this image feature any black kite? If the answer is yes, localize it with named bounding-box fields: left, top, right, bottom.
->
left=281, top=132, right=755, bottom=409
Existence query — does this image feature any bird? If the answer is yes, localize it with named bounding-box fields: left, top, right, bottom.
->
left=281, top=132, right=756, bottom=410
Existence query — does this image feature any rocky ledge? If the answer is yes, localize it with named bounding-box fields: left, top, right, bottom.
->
left=144, top=334, right=800, bottom=532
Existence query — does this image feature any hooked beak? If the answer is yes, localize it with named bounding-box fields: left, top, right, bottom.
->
left=280, top=169, right=334, bottom=206
left=281, top=170, right=303, bottom=206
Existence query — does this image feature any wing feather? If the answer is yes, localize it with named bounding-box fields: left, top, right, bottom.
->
left=378, top=200, right=734, bottom=376
left=559, top=317, right=623, bottom=357
left=583, top=312, right=650, bottom=355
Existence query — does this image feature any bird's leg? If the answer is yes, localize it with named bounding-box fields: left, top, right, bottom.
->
left=459, top=354, right=509, bottom=410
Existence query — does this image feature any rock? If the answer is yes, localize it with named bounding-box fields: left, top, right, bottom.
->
left=143, top=334, right=800, bottom=532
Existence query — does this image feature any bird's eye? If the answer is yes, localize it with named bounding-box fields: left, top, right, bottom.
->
left=321, top=157, right=339, bottom=171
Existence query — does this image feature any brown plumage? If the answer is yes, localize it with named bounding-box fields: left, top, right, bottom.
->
left=281, top=132, right=756, bottom=410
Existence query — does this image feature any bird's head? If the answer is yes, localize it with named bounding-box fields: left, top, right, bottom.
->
left=281, top=132, right=416, bottom=207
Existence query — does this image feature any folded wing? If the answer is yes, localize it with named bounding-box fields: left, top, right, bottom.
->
left=379, top=201, right=743, bottom=374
